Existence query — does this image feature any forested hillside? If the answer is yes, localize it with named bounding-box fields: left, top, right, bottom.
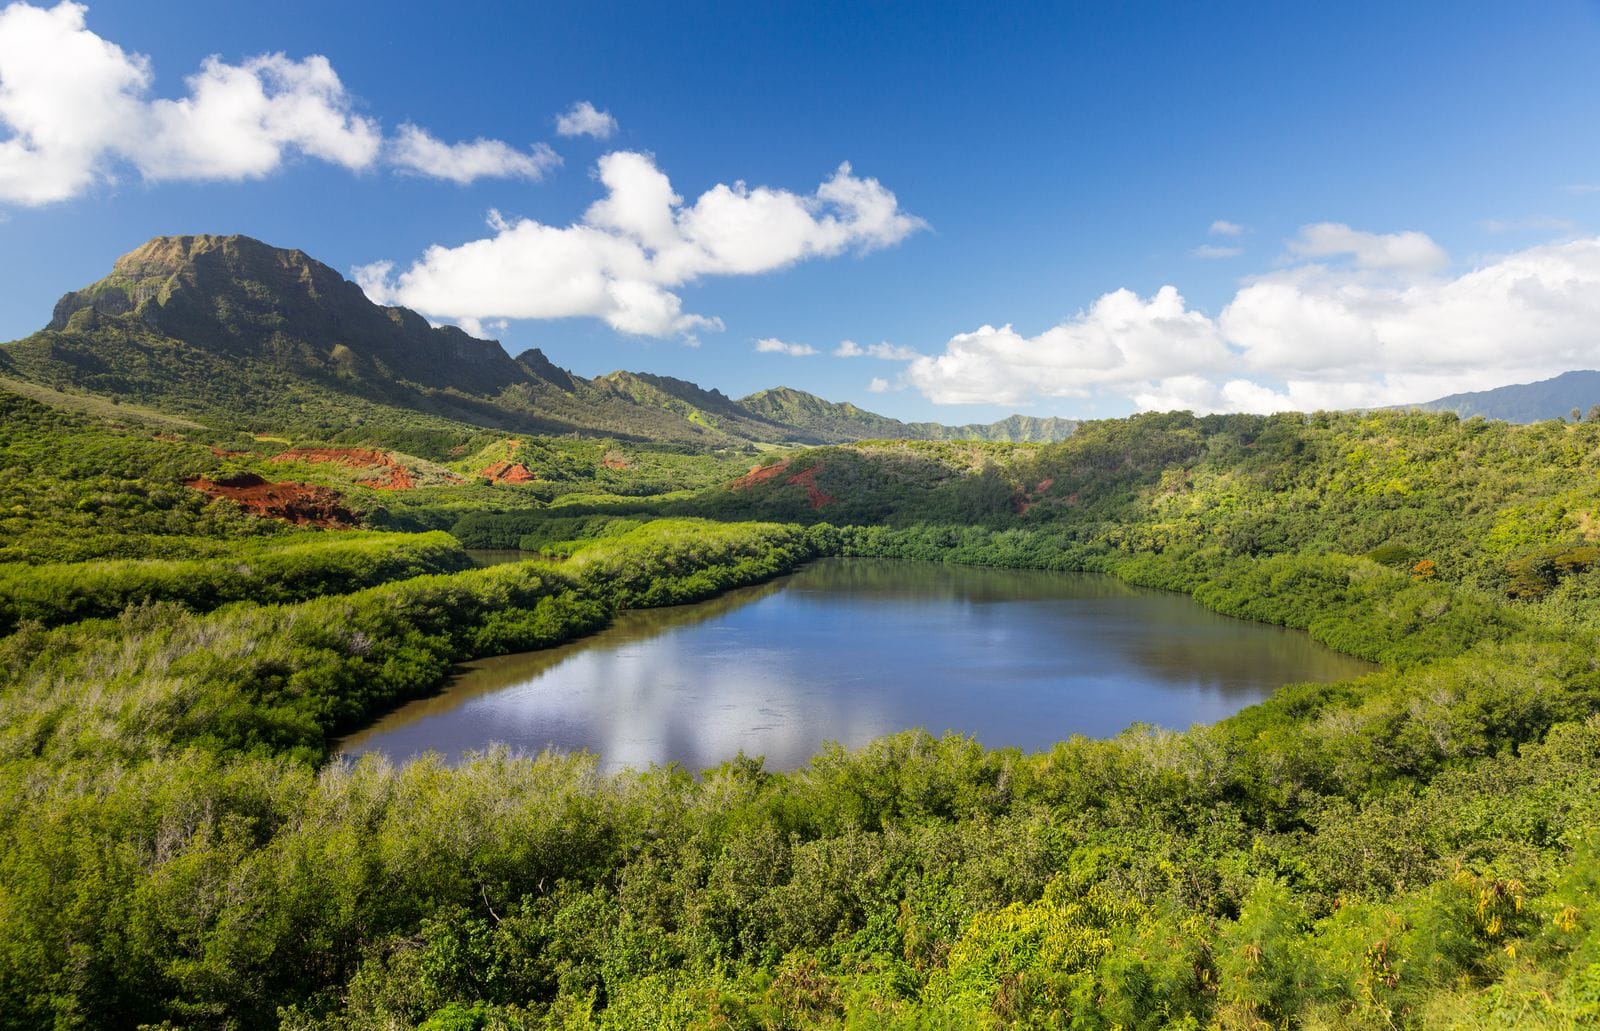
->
left=2, top=375, right=1600, bottom=1027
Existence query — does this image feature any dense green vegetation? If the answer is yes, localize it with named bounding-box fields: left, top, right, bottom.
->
left=0, top=388, right=278, bottom=562
left=0, top=531, right=471, bottom=633
left=6, top=376, right=1600, bottom=1026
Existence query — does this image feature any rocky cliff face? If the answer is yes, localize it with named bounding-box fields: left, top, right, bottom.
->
left=48, top=235, right=530, bottom=398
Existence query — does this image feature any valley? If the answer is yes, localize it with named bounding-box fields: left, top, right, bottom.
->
left=1, top=237, right=1599, bottom=1027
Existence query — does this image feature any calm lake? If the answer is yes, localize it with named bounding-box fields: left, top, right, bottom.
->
left=338, top=558, right=1374, bottom=772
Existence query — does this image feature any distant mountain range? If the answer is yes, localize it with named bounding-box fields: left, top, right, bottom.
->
left=1402, top=371, right=1600, bottom=423
left=0, top=235, right=1075, bottom=455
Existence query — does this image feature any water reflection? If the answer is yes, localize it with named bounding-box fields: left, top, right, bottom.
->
left=338, top=559, right=1375, bottom=772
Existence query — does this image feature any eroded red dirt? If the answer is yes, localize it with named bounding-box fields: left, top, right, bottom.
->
left=732, top=459, right=791, bottom=490
left=601, top=454, right=630, bottom=470
left=1014, top=477, right=1056, bottom=515
left=182, top=473, right=359, bottom=527
left=270, top=447, right=417, bottom=490
left=785, top=465, right=835, bottom=509
left=480, top=462, right=536, bottom=484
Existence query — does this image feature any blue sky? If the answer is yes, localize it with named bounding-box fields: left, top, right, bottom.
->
left=2, top=1, right=1599, bottom=422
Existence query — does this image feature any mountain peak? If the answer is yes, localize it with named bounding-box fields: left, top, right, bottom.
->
left=51, top=234, right=340, bottom=333
left=112, top=233, right=304, bottom=275
left=42, top=233, right=529, bottom=398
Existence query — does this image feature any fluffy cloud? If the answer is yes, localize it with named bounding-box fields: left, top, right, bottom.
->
left=357, top=152, right=925, bottom=337
left=867, top=377, right=891, bottom=393
left=754, top=338, right=816, bottom=356
left=905, top=229, right=1600, bottom=414
left=389, top=125, right=559, bottom=184
left=0, top=2, right=380, bottom=203
left=1209, top=220, right=1243, bottom=236
left=1286, top=222, right=1446, bottom=272
left=834, top=339, right=920, bottom=359
left=556, top=101, right=618, bottom=139
left=456, top=316, right=509, bottom=340
left=0, top=2, right=558, bottom=203
left=908, top=285, right=1232, bottom=405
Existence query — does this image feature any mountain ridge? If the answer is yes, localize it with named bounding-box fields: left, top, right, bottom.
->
left=3, top=234, right=1078, bottom=454
left=1401, top=370, right=1600, bottom=423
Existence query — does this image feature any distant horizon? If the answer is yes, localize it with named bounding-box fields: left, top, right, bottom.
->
left=3, top=1, right=1599, bottom=423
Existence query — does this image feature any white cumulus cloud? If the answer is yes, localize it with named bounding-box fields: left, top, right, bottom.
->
left=903, top=228, right=1600, bottom=415
left=1209, top=219, right=1243, bottom=236
left=389, top=124, right=559, bottom=184
left=356, top=151, right=925, bottom=337
left=867, top=376, right=891, bottom=393
left=834, top=339, right=920, bottom=359
left=754, top=337, right=816, bottom=356
left=0, top=1, right=381, bottom=203
left=0, top=1, right=561, bottom=203
left=908, top=285, right=1232, bottom=406
left=556, top=100, right=618, bottom=139
left=456, top=316, right=509, bottom=340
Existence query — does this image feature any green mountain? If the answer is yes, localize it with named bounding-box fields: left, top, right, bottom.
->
left=1, top=234, right=1075, bottom=453
left=740, top=386, right=1077, bottom=442
left=1403, top=370, right=1600, bottom=422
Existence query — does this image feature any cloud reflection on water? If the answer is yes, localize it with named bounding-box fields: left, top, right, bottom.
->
left=338, top=560, right=1375, bottom=772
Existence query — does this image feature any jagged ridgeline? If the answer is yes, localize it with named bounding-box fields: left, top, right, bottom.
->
left=0, top=234, right=1075, bottom=456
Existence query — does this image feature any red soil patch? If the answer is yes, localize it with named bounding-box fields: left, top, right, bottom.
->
left=271, top=446, right=388, bottom=468
left=270, top=446, right=417, bottom=490
left=358, top=467, right=415, bottom=490
left=731, top=459, right=791, bottom=490
left=182, top=473, right=358, bottom=527
left=1013, top=478, right=1057, bottom=515
left=785, top=465, right=835, bottom=509
left=480, top=462, right=536, bottom=484
left=601, top=454, right=629, bottom=470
